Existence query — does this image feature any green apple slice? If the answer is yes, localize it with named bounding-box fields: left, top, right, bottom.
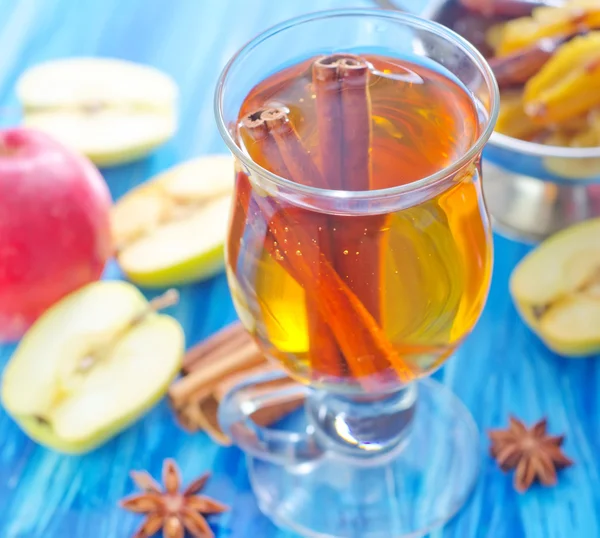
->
left=16, top=58, right=178, bottom=167
left=510, top=217, right=600, bottom=357
left=539, top=295, right=600, bottom=355
left=112, top=155, right=235, bottom=287
left=1, top=281, right=184, bottom=454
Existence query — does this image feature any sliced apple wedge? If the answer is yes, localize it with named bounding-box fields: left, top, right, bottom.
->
left=112, top=155, right=235, bottom=287
left=16, top=58, right=178, bottom=167
left=1, top=281, right=184, bottom=454
left=510, top=217, right=600, bottom=357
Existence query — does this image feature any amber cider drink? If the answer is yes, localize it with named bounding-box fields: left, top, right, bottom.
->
left=226, top=53, right=492, bottom=394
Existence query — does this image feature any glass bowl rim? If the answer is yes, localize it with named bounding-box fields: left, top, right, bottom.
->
left=488, top=131, right=600, bottom=159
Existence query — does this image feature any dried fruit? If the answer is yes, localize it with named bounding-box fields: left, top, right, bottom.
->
left=524, top=32, right=600, bottom=125
left=495, top=91, right=542, bottom=139
left=431, top=0, right=504, bottom=59
left=568, top=110, right=600, bottom=147
left=460, top=0, right=559, bottom=18
left=436, top=0, right=600, bottom=147
left=488, top=34, right=566, bottom=88
left=492, top=0, right=600, bottom=56
left=540, top=108, right=600, bottom=147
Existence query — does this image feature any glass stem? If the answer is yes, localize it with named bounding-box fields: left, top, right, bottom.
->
left=306, top=384, right=417, bottom=463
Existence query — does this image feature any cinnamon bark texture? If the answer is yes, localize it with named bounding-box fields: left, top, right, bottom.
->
left=313, top=54, right=383, bottom=324
left=169, top=322, right=304, bottom=446
left=488, top=34, right=568, bottom=88
left=241, top=109, right=346, bottom=380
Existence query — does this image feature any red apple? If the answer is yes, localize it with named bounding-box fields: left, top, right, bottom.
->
left=0, top=128, right=113, bottom=341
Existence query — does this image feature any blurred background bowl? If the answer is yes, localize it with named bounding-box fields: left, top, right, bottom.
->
left=373, top=0, right=600, bottom=243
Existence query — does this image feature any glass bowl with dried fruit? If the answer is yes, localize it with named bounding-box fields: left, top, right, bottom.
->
left=393, top=0, right=600, bottom=242
left=427, top=0, right=600, bottom=241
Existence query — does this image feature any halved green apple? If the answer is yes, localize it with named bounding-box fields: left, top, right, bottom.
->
left=16, top=58, right=178, bottom=167
left=510, top=217, right=600, bottom=356
left=1, top=281, right=184, bottom=454
left=112, top=155, right=235, bottom=287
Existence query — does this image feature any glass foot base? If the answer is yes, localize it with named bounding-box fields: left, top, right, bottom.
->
left=247, top=378, right=479, bottom=538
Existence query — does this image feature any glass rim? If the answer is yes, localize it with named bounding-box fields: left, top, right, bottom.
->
left=214, top=7, right=500, bottom=201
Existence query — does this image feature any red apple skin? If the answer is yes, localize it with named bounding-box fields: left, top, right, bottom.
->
left=0, top=128, right=113, bottom=341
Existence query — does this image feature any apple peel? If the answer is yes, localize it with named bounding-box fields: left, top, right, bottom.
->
left=0, top=127, right=113, bottom=342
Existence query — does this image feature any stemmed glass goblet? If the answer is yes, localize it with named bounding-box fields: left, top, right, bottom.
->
left=215, top=9, right=499, bottom=538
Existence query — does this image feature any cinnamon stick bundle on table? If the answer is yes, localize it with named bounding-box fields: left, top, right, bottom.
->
left=168, top=322, right=304, bottom=446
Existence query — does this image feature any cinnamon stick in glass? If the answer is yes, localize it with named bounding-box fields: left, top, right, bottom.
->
left=313, top=54, right=384, bottom=323
left=241, top=109, right=346, bottom=379
left=239, top=108, right=414, bottom=384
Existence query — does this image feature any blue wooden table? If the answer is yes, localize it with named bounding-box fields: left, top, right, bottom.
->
left=0, top=1, right=598, bottom=537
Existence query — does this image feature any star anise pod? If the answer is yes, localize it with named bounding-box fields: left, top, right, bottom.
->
left=120, top=459, right=229, bottom=538
left=488, top=416, right=574, bottom=493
